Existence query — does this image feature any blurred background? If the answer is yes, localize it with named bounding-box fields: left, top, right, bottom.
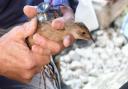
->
left=57, top=0, right=128, bottom=89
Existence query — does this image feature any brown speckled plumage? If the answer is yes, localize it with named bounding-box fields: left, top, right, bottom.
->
left=27, top=21, right=93, bottom=48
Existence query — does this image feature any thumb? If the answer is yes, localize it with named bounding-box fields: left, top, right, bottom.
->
left=23, top=5, right=37, bottom=18
left=10, top=18, right=37, bottom=40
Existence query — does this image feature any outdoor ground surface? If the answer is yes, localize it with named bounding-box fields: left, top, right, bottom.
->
left=59, top=15, right=128, bottom=89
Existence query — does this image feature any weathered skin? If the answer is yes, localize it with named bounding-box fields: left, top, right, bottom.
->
left=27, top=21, right=94, bottom=48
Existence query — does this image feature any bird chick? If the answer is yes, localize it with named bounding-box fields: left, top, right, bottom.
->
left=27, top=21, right=94, bottom=48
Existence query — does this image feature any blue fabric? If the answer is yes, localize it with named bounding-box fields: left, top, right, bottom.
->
left=44, top=0, right=69, bottom=5
left=0, top=0, right=41, bottom=29
left=0, top=0, right=69, bottom=29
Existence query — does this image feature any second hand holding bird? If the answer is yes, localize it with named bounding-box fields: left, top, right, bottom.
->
left=25, top=3, right=93, bottom=55
left=27, top=21, right=93, bottom=52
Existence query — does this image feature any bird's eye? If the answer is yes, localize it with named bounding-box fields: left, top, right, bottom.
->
left=82, top=32, right=86, bottom=35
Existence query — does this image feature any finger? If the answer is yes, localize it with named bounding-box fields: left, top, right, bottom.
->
left=63, top=34, right=75, bottom=47
left=11, top=18, right=37, bottom=40
left=22, top=18, right=37, bottom=39
left=33, top=34, right=64, bottom=54
left=34, top=35, right=64, bottom=54
left=46, top=40, right=64, bottom=55
left=33, top=33, right=47, bottom=47
left=60, top=6, right=68, bottom=14
left=51, top=17, right=65, bottom=30
left=60, top=6, right=74, bottom=22
left=32, top=45, right=51, bottom=55
left=23, top=5, right=37, bottom=18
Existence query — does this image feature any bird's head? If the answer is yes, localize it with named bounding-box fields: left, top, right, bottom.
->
left=71, top=22, right=94, bottom=42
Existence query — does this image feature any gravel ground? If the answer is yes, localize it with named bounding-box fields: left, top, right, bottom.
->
left=59, top=27, right=128, bottom=89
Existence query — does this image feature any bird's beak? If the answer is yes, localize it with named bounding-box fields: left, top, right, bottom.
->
left=89, top=34, right=95, bottom=43
left=92, top=38, right=95, bottom=43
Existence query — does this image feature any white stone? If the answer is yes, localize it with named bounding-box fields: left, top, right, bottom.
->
left=62, top=55, right=72, bottom=63
left=69, top=61, right=83, bottom=71
left=96, top=30, right=104, bottom=36
left=113, top=36, right=125, bottom=47
left=70, top=53, right=81, bottom=61
left=66, top=79, right=82, bottom=89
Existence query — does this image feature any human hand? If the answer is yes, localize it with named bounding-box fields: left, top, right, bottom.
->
left=0, top=18, right=51, bottom=83
left=24, top=5, right=75, bottom=54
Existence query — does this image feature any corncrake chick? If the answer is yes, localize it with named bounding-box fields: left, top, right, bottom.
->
left=27, top=21, right=94, bottom=47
